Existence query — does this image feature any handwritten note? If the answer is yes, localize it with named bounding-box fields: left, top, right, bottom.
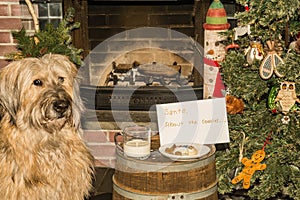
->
left=156, top=98, right=230, bottom=145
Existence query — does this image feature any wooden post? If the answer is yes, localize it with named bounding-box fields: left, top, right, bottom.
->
left=193, top=0, right=210, bottom=86
left=63, top=0, right=89, bottom=58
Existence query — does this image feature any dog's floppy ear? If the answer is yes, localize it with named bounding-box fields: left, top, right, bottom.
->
left=0, top=61, right=22, bottom=124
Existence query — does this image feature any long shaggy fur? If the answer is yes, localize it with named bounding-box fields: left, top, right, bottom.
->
left=0, top=54, right=94, bottom=200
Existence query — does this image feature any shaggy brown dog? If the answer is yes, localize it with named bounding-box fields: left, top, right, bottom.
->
left=0, top=54, right=94, bottom=200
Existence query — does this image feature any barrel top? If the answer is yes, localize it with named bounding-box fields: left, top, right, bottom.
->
left=115, top=144, right=216, bottom=172
left=117, top=144, right=215, bottom=163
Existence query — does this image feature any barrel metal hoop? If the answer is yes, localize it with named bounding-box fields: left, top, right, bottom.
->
left=113, top=179, right=218, bottom=200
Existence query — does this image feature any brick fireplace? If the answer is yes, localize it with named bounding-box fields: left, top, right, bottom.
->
left=80, top=26, right=205, bottom=167
left=80, top=21, right=207, bottom=168
left=78, top=0, right=209, bottom=168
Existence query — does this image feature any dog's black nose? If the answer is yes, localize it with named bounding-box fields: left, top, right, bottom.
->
left=53, top=100, right=69, bottom=114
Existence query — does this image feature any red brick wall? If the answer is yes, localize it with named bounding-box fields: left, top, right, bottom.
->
left=0, top=0, right=22, bottom=68
left=83, top=130, right=119, bottom=168
left=88, top=1, right=195, bottom=49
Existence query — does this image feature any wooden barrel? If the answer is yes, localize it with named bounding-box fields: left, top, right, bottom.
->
left=113, top=144, right=218, bottom=200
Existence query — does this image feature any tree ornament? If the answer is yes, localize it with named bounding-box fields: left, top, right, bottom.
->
left=245, top=39, right=264, bottom=65
left=225, top=95, right=244, bottom=114
left=275, top=81, right=300, bottom=114
left=281, top=115, right=290, bottom=124
left=233, top=24, right=251, bottom=40
left=225, top=43, right=240, bottom=52
left=244, top=3, right=249, bottom=11
left=259, top=40, right=284, bottom=79
left=289, top=37, right=300, bottom=54
left=231, top=149, right=267, bottom=189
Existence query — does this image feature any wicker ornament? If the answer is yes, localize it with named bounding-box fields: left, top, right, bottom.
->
left=231, top=150, right=267, bottom=189
left=259, top=40, right=284, bottom=79
left=275, top=81, right=300, bottom=114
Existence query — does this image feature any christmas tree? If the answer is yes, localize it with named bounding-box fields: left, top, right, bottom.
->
left=216, top=0, right=300, bottom=199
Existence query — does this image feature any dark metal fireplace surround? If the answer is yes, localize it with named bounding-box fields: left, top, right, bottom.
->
left=79, top=0, right=206, bottom=126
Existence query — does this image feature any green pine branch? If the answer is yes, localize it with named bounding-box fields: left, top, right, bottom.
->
left=7, top=7, right=83, bottom=67
left=217, top=0, right=300, bottom=199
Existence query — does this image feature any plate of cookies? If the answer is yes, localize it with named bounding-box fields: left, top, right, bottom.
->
left=159, top=143, right=210, bottom=160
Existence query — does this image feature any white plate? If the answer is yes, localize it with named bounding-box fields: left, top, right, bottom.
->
left=159, top=143, right=210, bottom=161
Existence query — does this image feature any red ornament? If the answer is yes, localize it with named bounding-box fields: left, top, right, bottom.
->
left=225, top=43, right=240, bottom=52
left=245, top=3, right=249, bottom=11
left=271, top=109, right=277, bottom=114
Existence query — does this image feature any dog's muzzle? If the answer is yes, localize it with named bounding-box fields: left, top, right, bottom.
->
left=40, top=88, right=73, bottom=121
left=53, top=99, right=69, bottom=118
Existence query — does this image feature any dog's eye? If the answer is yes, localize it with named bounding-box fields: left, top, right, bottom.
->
left=33, top=79, right=43, bottom=86
left=58, top=77, right=64, bottom=84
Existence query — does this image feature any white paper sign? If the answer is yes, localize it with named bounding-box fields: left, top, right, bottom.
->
left=156, top=98, right=230, bottom=145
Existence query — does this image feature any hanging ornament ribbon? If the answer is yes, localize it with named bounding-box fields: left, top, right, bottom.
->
left=259, top=40, right=284, bottom=79
left=262, top=131, right=272, bottom=151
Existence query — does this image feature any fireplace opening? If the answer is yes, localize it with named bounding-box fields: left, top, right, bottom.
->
left=100, top=48, right=194, bottom=87
left=79, top=27, right=204, bottom=128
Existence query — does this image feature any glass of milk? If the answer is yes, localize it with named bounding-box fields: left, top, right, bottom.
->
left=115, top=125, right=151, bottom=159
